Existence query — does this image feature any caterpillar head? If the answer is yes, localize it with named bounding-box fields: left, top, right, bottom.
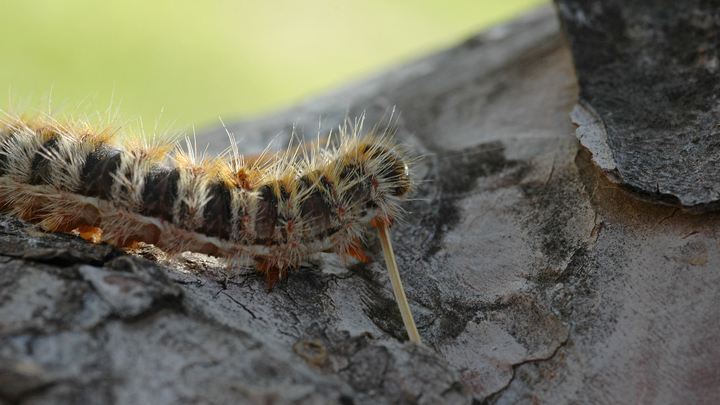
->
left=368, top=144, right=411, bottom=198
left=352, top=142, right=412, bottom=226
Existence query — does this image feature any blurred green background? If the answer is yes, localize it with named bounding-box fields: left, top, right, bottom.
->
left=0, top=0, right=547, bottom=130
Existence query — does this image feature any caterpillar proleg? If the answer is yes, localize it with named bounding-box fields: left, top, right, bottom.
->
left=0, top=111, right=421, bottom=342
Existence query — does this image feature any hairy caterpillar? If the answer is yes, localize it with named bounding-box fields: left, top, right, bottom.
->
left=0, top=111, right=421, bottom=341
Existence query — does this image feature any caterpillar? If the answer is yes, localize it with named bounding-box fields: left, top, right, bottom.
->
left=0, top=110, right=421, bottom=341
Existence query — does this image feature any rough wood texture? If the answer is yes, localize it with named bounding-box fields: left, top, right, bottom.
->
left=556, top=0, right=720, bottom=211
left=2, top=5, right=719, bottom=404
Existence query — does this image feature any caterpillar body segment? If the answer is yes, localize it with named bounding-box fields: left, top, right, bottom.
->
left=0, top=115, right=408, bottom=275
left=0, top=112, right=421, bottom=342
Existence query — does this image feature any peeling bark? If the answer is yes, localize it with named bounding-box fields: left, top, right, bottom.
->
left=557, top=0, right=720, bottom=211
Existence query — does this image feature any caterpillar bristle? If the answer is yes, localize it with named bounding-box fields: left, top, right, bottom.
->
left=0, top=108, right=420, bottom=341
left=374, top=221, right=421, bottom=343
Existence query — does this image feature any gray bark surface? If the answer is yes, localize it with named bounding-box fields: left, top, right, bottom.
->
left=2, top=5, right=719, bottom=404
left=556, top=0, right=720, bottom=211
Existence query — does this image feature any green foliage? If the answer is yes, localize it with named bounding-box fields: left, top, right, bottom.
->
left=0, top=0, right=546, bottom=129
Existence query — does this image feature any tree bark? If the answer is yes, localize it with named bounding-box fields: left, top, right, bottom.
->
left=2, top=4, right=718, bottom=404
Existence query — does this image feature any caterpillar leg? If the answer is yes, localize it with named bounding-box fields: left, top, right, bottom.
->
left=344, top=243, right=372, bottom=264
left=257, top=260, right=288, bottom=292
left=370, top=215, right=394, bottom=229
left=77, top=225, right=103, bottom=243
